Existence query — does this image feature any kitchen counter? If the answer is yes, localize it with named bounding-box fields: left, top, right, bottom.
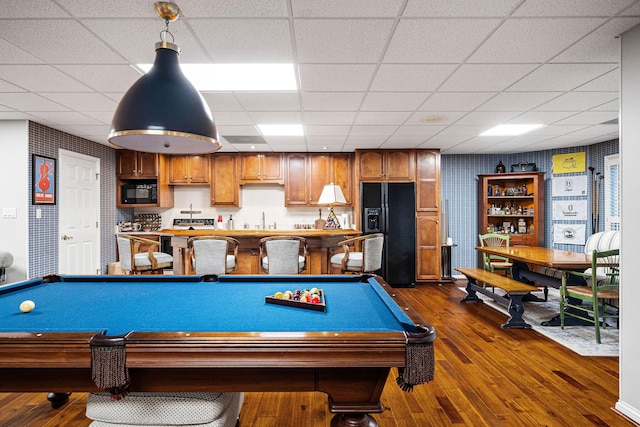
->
left=162, top=228, right=361, bottom=275
left=159, top=228, right=360, bottom=237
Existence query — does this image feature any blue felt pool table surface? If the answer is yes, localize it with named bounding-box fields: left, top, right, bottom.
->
left=0, top=274, right=417, bottom=336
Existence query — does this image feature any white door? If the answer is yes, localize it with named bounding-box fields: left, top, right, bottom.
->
left=59, top=149, right=101, bottom=275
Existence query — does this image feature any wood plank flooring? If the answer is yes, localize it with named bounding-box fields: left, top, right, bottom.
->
left=0, top=283, right=634, bottom=427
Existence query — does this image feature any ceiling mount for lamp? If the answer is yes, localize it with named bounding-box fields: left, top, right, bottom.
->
left=108, top=1, right=221, bottom=154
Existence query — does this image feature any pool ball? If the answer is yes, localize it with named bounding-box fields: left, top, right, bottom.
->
left=20, top=300, right=35, bottom=313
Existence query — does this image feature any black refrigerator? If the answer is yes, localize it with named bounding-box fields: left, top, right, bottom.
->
left=361, top=182, right=416, bottom=287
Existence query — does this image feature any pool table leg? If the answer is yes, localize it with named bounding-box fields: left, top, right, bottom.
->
left=47, top=392, right=71, bottom=408
left=330, top=413, right=377, bottom=427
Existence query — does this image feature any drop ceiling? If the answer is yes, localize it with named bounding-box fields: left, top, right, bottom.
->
left=1, top=0, right=638, bottom=154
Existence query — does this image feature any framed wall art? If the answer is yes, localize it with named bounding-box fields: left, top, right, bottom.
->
left=32, top=154, right=56, bottom=205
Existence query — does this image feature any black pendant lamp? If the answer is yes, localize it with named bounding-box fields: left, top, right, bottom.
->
left=108, top=2, right=221, bottom=154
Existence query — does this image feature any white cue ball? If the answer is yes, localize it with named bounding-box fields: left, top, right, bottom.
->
left=20, top=300, right=35, bottom=313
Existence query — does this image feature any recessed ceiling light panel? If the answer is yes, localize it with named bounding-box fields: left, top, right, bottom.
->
left=258, top=124, right=304, bottom=136
left=480, top=124, right=544, bottom=136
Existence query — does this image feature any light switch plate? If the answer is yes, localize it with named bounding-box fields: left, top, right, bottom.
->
left=2, top=208, right=17, bottom=219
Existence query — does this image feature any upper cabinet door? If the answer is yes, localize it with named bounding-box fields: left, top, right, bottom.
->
left=168, top=155, right=210, bottom=184
left=116, top=150, right=158, bottom=178
left=239, top=153, right=284, bottom=184
left=416, top=150, right=440, bottom=212
left=210, top=154, right=239, bottom=206
left=356, top=150, right=415, bottom=182
left=285, top=153, right=309, bottom=206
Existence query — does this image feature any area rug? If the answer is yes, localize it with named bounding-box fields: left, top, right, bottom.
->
left=460, top=286, right=619, bottom=357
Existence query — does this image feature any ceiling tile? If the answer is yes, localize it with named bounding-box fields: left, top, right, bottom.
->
left=371, top=64, right=457, bottom=91
left=551, top=18, right=640, bottom=63
left=247, top=111, right=302, bottom=124
left=508, top=63, right=618, bottom=91
left=354, top=111, right=411, bottom=126
left=0, top=0, right=70, bottom=18
left=292, top=0, right=403, bottom=17
left=235, top=93, right=301, bottom=111
left=304, top=112, right=356, bottom=125
left=361, top=92, right=428, bottom=111
left=535, top=91, right=618, bottom=111
left=216, top=125, right=261, bottom=136
left=39, top=93, right=118, bottom=112
left=0, top=65, right=92, bottom=92
left=405, top=111, right=467, bottom=126
left=392, top=126, right=446, bottom=137
left=554, top=111, right=619, bottom=125
left=0, top=39, right=43, bottom=64
left=477, top=92, right=563, bottom=111
left=439, top=64, right=538, bottom=91
left=0, top=20, right=123, bottom=64
left=574, top=69, right=619, bottom=91
left=56, top=65, right=142, bottom=92
left=190, top=18, right=293, bottom=62
left=512, top=0, right=637, bottom=16
left=454, top=111, right=521, bottom=126
left=299, top=64, right=376, bottom=91
left=419, top=92, right=496, bottom=111
left=203, top=93, right=244, bottom=112
left=295, top=19, right=393, bottom=63
left=29, top=111, right=104, bottom=126
left=469, top=18, right=605, bottom=63
left=0, top=93, right=71, bottom=111
left=384, top=19, right=501, bottom=63
left=305, top=126, right=351, bottom=136
left=213, top=112, right=254, bottom=126
left=301, top=92, right=364, bottom=111
left=403, top=0, right=521, bottom=17
left=506, top=111, right=578, bottom=125
left=349, top=126, right=398, bottom=137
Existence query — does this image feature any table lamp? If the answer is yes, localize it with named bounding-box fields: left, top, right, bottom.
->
left=317, top=183, right=347, bottom=229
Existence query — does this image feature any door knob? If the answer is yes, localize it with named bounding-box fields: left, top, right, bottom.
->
left=61, top=235, right=74, bottom=240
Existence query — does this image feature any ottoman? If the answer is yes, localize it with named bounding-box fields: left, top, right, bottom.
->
left=86, top=392, right=243, bottom=427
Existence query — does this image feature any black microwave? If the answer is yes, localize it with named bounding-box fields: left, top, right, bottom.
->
left=121, top=182, right=158, bottom=204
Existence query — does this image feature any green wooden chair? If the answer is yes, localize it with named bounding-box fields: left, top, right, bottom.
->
left=478, top=233, right=512, bottom=276
left=561, top=248, right=620, bottom=343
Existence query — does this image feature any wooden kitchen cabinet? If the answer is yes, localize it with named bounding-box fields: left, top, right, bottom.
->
left=285, top=153, right=354, bottom=207
left=415, top=150, right=442, bottom=282
left=169, top=154, right=210, bottom=184
left=356, top=150, right=415, bottom=182
left=116, top=150, right=158, bottom=178
left=116, top=155, right=174, bottom=208
left=239, top=153, right=283, bottom=184
left=210, top=153, right=239, bottom=206
left=416, top=214, right=441, bottom=281
left=416, top=150, right=440, bottom=212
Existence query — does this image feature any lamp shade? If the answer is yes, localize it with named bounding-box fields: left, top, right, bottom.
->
left=108, top=42, right=221, bottom=154
left=317, top=183, right=347, bottom=205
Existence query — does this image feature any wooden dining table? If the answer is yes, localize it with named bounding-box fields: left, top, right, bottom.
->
left=475, top=245, right=597, bottom=326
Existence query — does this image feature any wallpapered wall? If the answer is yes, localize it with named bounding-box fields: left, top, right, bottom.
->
left=28, top=122, right=126, bottom=277
left=441, top=138, right=619, bottom=271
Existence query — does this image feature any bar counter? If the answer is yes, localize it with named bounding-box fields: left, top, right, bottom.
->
left=160, top=228, right=361, bottom=275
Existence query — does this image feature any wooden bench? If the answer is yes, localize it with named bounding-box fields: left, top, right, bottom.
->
left=456, top=267, right=540, bottom=329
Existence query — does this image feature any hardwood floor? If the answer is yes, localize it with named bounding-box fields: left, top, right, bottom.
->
left=0, top=283, right=634, bottom=427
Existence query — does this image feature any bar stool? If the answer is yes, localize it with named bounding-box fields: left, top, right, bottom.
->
left=259, top=236, right=308, bottom=274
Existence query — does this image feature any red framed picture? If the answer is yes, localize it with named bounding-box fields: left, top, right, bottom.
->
left=32, top=154, right=56, bottom=205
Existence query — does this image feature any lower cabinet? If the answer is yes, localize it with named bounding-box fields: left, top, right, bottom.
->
left=416, top=214, right=441, bottom=282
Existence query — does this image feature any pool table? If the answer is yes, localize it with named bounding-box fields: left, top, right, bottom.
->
left=0, top=274, right=435, bottom=427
